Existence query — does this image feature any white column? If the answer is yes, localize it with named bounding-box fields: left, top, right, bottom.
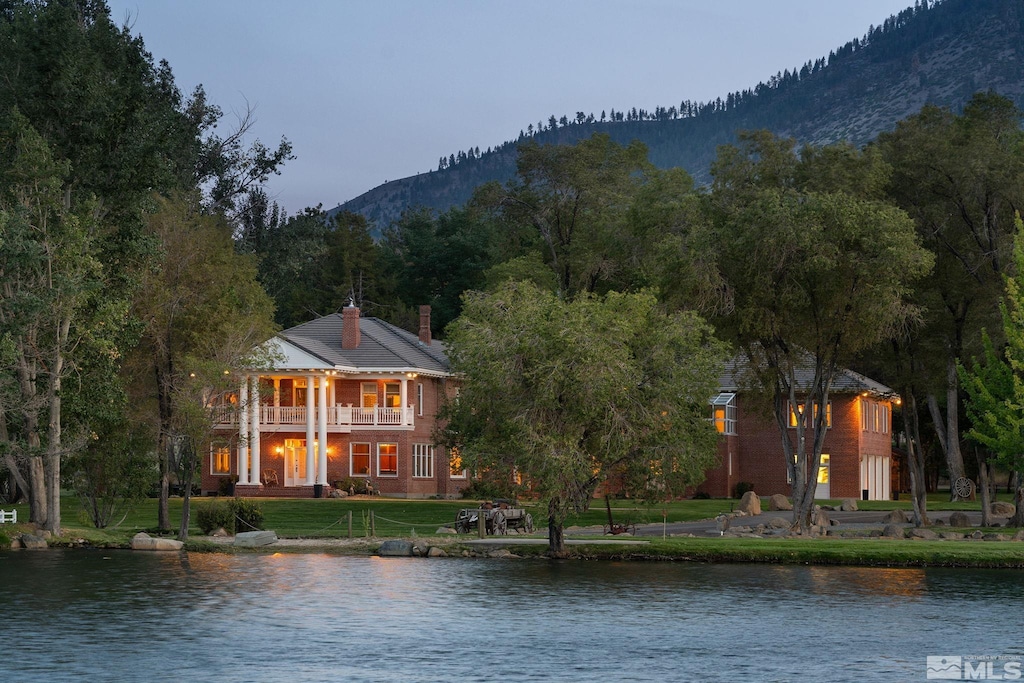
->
left=250, top=375, right=261, bottom=485
left=305, top=374, right=315, bottom=485
left=317, top=374, right=328, bottom=485
left=237, top=377, right=250, bottom=485
left=400, top=378, right=408, bottom=423
left=273, top=378, right=280, bottom=422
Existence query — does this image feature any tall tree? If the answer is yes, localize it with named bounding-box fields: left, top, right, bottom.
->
left=128, top=194, right=276, bottom=536
left=960, top=214, right=1024, bottom=527
left=878, top=92, right=1024, bottom=498
left=440, top=281, right=726, bottom=554
left=709, top=131, right=933, bottom=532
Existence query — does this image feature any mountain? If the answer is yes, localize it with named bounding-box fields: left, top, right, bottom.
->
left=336, top=0, right=1024, bottom=229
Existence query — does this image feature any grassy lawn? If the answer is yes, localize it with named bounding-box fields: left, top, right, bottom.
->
left=1, top=489, right=1018, bottom=553
left=520, top=535, right=1024, bottom=567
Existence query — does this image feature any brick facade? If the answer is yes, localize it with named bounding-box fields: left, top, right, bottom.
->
left=698, top=393, right=894, bottom=500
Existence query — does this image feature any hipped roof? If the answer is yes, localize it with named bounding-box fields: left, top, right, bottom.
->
left=273, top=313, right=450, bottom=376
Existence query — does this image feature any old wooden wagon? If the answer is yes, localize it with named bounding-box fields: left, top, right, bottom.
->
left=454, top=502, right=535, bottom=535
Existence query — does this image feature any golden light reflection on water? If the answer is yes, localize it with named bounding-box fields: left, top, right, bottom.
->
left=808, top=565, right=927, bottom=598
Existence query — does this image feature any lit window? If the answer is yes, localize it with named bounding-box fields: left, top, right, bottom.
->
left=378, top=443, right=398, bottom=476
left=361, top=383, right=378, bottom=408
left=450, top=447, right=467, bottom=479
left=384, top=382, right=401, bottom=408
left=788, top=401, right=831, bottom=428
left=709, top=393, right=737, bottom=435
left=881, top=404, right=889, bottom=434
left=211, top=444, right=231, bottom=475
left=351, top=443, right=371, bottom=476
left=412, top=443, right=434, bottom=478
left=817, top=454, right=830, bottom=484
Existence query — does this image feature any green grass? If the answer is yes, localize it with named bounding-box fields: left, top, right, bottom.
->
left=2, top=489, right=1018, bottom=554
left=507, top=536, right=1024, bottom=567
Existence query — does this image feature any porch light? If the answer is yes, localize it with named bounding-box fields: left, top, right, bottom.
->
left=275, top=446, right=283, bottom=455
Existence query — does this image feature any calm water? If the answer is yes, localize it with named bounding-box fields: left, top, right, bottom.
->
left=2, top=550, right=1022, bottom=682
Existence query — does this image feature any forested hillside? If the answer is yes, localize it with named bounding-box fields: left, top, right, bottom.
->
left=337, top=0, right=1024, bottom=228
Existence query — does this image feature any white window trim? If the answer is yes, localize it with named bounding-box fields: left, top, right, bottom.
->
left=361, top=382, right=378, bottom=408
left=350, top=442, right=371, bottom=477
left=412, top=443, right=434, bottom=479
left=377, top=442, right=398, bottom=477
left=709, top=393, right=737, bottom=435
left=211, top=443, right=231, bottom=475
left=417, top=383, right=424, bottom=417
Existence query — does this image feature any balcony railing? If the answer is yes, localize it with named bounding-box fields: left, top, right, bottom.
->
left=213, top=406, right=414, bottom=428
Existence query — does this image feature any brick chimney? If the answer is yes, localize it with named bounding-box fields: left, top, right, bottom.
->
left=418, top=305, right=432, bottom=345
left=342, top=303, right=361, bottom=349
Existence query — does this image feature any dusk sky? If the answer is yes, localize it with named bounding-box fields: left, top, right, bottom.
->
left=106, top=0, right=917, bottom=217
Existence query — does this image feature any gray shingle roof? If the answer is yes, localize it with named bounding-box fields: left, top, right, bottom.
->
left=279, top=313, right=450, bottom=376
left=719, top=353, right=894, bottom=397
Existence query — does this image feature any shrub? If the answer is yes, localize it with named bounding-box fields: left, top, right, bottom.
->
left=692, top=491, right=711, bottom=500
left=333, top=478, right=368, bottom=495
left=0, top=530, right=10, bottom=549
left=196, top=500, right=233, bottom=534
left=460, top=478, right=516, bottom=501
left=733, top=482, right=755, bottom=499
left=228, top=497, right=264, bottom=533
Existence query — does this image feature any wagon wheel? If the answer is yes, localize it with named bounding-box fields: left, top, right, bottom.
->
left=455, top=520, right=467, bottom=534
left=491, top=510, right=507, bottom=535
left=523, top=513, right=534, bottom=534
left=952, top=477, right=974, bottom=500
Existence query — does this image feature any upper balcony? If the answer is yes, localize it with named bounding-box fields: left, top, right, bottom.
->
left=214, top=405, right=415, bottom=431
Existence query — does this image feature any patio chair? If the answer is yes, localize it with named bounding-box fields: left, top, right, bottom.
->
left=263, top=469, right=279, bottom=487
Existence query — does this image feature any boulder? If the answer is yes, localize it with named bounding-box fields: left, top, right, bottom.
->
left=840, top=498, right=858, bottom=512
left=910, top=528, right=939, bottom=540
left=1012, top=530, right=1024, bottom=542
left=488, top=548, right=519, bottom=558
left=882, top=524, right=905, bottom=538
left=768, top=494, right=792, bottom=511
left=131, top=532, right=184, bottom=551
left=812, top=508, right=831, bottom=527
left=233, top=530, right=278, bottom=548
left=768, top=517, right=790, bottom=529
left=20, top=533, right=48, bottom=549
left=983, top=533, right=1010, bottom=542
left=991, top=502, right=1016, bottom=517
left=882, top=509, right=908, bottom=524
left=329, top=489, right=347, bottom=498
left=211, top=527, right=230, bottom=537
left=970, top=530, right=985, bottom=540
left=427, top=547, right=448, bottom=558
left=948, top=512, right=972, bottom=528
left=377, top=539, right=414, bottom=557
left=411, top=541, right=430, bottom=557
left=435, top=527, right=458, bottom=535
left=737, top=490, right=762, bottom=516
left=940, top=532, right=963, bottom=540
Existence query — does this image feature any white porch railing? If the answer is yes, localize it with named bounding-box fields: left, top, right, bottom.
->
left=213, top=406, right=414, bottom=428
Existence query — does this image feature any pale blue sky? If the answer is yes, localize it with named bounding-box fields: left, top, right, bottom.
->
left=106, top=0, right=916, bottom=215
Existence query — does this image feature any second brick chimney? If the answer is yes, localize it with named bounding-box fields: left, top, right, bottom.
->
left=419, top=305, right=432, bottom=345
left=342, top=303, right=361, bottom=349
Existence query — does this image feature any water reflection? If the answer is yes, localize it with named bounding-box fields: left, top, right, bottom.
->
left=3, top=551, right=1024, bottom=682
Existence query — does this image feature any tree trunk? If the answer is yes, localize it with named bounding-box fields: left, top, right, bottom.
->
left=547, top=498, right=565, bottom=555
left=28, top=454, right=46, bottom=524
left=0, top=404, right=30, bottom=503
left=44, top=320, right=68, bottom=536
left=177, top=440, right=195, bottom=541
left=977, top=449, right=991, bottom=529
left=156, top=358, right=174, bottom=532
left=927, top=374, right=966, bottom=501
left=1009, top=484, right=1024, bottom=528
left=903, top=392, right=929, bottom=526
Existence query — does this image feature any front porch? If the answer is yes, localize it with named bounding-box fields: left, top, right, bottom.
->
left=233, top=484, right=332, bottom=499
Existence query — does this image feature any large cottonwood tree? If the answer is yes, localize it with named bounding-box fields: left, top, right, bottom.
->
left=878, top=93, right=1024, bottom=498
left=440, top=281, right=726, bottom=554
left=709, top=132, right=933, bottom=532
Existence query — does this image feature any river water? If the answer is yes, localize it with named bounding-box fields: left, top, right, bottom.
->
left=2, top=550, right=1022, bottom=682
